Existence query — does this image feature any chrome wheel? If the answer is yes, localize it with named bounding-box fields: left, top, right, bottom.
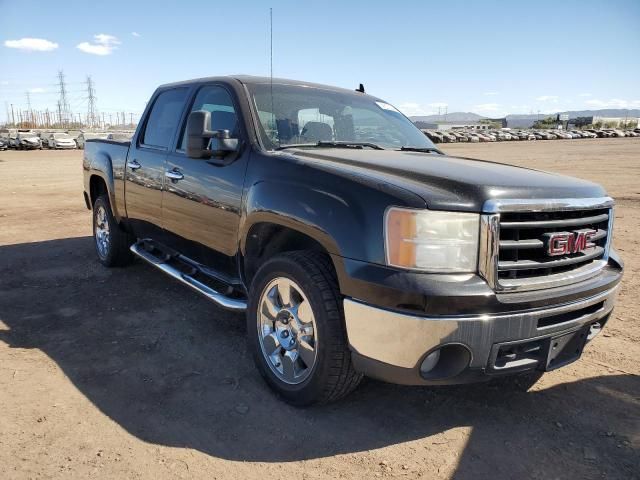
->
left=257, top=277, right=318, bottom=385
left=94, top=205, right=110, bottom=259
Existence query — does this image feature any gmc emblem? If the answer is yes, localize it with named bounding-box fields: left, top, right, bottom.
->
left=543, top=229, right=597, bottom=256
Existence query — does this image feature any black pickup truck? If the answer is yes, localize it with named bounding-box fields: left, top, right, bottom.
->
left=83, top=76, right=623, bottom=405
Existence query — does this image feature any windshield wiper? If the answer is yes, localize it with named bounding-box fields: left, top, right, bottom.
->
left=399, top=146, right=442, bottom=153
left=276, top=141, right=384, bottom=151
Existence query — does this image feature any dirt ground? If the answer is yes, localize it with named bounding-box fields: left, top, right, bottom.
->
left=0, top=139, right=638, bottom=480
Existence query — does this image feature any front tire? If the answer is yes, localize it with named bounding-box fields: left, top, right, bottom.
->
left=92, top=194, right=134, bottom=267
left=247, top=251, right=362, bottom=406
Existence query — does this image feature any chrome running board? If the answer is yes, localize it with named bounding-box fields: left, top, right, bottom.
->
left=130, top=242, right=247, bottom=312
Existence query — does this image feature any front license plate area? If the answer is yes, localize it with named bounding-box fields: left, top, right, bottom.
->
left=545, top=326, right=589, bottom=371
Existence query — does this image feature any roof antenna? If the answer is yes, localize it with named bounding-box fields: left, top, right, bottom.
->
left=270, top=7, right=275, bottom=140
left=356, top=83, right=365, bottom=93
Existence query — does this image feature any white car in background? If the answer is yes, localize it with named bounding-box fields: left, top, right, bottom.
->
left=16, top=132, right=43, bottom=150
left=76, top=132, right=109, bottom=149
left=46, top=133, right=77, bottom=149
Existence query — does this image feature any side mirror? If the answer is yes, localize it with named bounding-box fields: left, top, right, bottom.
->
left=186, top=110, right=239, bottom=160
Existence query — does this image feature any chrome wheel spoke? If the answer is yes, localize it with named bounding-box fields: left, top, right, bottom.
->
left=261, top=291, right=279, bottom=319
left=281, top=351, right=298, bottom=382
left=296, top=300, right=313, bottom=324
left=297, top=338, right=315, bottom=368
left=276, top=278, right=292, bottom=307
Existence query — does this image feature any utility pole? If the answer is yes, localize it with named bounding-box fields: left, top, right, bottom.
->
left=57, top=70, right=70, bottom=126
left=11, top=103, right=15, bottom=126
left=57, top=101, right=63, bottom=126
left=86, top=75, right=98, bottom=129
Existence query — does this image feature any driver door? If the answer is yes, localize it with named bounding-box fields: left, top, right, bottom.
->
left=161, top=84, right=248, bottom=276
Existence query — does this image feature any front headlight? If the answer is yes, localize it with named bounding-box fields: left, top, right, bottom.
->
left=385, top=207, right=480, bottom=272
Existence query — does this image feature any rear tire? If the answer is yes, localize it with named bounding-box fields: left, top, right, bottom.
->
left=92, top=194, right=134, bottom=267
left=247, top=251, right=362, bottom=406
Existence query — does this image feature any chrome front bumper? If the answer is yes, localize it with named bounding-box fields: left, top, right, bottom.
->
left=344, top=284, right=619, bottom=385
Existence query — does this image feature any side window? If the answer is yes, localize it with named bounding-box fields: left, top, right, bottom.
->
left=142, top=88, right=188, bottom=148
left=179, top=85, right=238, bottom=150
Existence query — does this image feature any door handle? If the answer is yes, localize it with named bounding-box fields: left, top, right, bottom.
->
left=127, top=160, right=141, bottom=170
left=165, top=169, right=184, bottom=181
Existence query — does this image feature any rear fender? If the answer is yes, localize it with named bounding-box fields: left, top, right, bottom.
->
left=86, top=151, right=120, bottom=221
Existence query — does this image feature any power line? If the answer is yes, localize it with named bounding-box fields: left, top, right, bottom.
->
left=57, top=70, right=70, bottom=127
left=86, top=75, right=98, bottom=128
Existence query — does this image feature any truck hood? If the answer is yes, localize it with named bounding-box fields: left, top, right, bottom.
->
left=287, top=149, right=606, bottom=212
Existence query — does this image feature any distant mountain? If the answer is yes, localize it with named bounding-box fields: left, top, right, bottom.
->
left=410, top=112, right=486, bottom=123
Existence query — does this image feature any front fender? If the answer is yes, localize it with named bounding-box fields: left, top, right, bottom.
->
left=240, top=178, right=413, bottom=265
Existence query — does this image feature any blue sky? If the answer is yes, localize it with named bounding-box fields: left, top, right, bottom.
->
left=1, top=0, right=639, bottom=123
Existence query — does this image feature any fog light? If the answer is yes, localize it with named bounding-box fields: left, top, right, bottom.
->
left=420, top=349, right=441, bottom=374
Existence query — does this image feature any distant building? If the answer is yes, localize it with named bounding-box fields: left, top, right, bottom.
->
left=568, top=116, right=639, bottom=128
left=592, top=116, right=639, bottom=128
left=413, top=121, right=493, bottom=131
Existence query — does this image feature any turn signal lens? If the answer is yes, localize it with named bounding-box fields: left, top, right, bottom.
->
left=385, top=208, right=480, bottom=272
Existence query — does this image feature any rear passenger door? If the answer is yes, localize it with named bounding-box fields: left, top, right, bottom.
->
left=161, top=84, right=248, bottom=275
left=125, top=87, right=189, bottom=240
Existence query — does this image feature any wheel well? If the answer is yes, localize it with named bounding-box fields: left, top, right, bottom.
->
left=89, top=175, right=108, bottom=207
left=243, top=223, right=332, bottom=285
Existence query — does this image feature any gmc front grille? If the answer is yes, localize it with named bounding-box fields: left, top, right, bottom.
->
left=479, top=197, right=614, bottom=292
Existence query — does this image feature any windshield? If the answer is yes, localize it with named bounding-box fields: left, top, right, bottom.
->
left=246, top=83, right=436, bottom=151
left=53, top=133, right=71, bottom=139
left=20, top=133, right=38, bottom=139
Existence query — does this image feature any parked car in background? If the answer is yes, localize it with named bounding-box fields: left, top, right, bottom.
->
left=465, top=132, right=479, bottom=142
left=436, top=131, right=457, bottom=143
left=534, top=131, right=555, bottom=140
left=552, top=131, right=571, bottom=139
left=448, top=131, right=465, bottom=142
left=577, top=130, right=597, bottom=138
left=16, top=131, right=43, bottom=150
left=0, top=138, right=7, bottom=150
left=491, top=130, right=509, bottom=141
left=46, top=132, right=77, bottom=149
left=76, top=132, right=110, bottom=149
left=481, top=132, right=497, bottom=141
left=423, top=130, right=443, bottom=143
left=585, top=129, right=608, bottom=138
left=604, top=129, right=625, bottom=138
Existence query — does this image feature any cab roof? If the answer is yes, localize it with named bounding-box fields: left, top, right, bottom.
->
left=158, top=75, right=366, bottom=96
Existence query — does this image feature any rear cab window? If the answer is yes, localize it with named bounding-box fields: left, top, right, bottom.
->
left=141, top=88, right=189, bottom=149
